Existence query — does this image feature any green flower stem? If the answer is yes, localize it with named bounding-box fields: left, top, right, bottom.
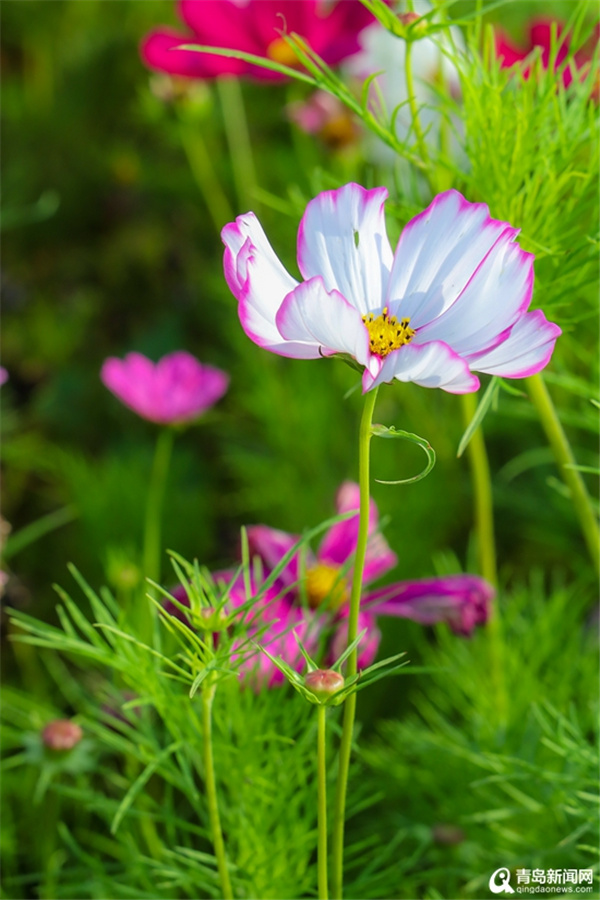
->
left=526, top=373, right=600, bottom=575
left=202, top=682, right=233, bottom=900
left=142, top=427, right=174, bottom=641
left=317, top=705, right=329, bottom=900
left=460, top=393, right=497, bottom=586
left=460, top=392, right=507, bottom=724
left=178, top=116, right=233, bottom=231
left=404, top=40, right=434, bottom=193
left=332, top=386, right=379, bottom=900
left=216, top=76, right=258, bottom=215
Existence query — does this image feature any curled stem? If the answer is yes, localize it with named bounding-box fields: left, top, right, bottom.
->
left=317, top=705, right=329, bottom=900
left=202, top=683, right=233, bottom=900
left=331, top=387, right=379, bottom=899
left=526, top=373, right=600, bottom=575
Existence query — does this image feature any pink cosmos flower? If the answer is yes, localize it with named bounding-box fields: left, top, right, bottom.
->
left=141, top=0, right=374, bottom=82
left=101, top=351, right=229, bottom=425
left=246, top=481, right=494, bottom=671
left=495, top=18, right=599, bottom=89
left=167, top=483, right=493, bottom=687
left=222, top=183, right=561, bottom=394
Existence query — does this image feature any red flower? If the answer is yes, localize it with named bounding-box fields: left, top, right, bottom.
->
left=141, top=0, right=374, bottom=82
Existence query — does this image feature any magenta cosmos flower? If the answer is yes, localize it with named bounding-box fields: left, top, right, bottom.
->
left=222, top=184, right=561, bottom=394
left=246, top=482, right=493, bottom=669
left=101, top=351, right=229, bottom=424
left=141, top=0, right=374, bottom=82
left=496, top=18, right=599, bottom=89
left=167, top=483, right=492, bottom=687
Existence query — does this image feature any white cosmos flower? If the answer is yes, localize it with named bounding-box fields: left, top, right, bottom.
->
left=221, top=183, right=561, bottom=394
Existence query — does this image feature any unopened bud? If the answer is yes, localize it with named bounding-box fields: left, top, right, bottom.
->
left=398, top=11, right=420, bottom=26
left=197, top=606, right=228, bottom=632
left=394, top=11, right=428, bottom=40
left=42, top=719, right=83, bottom=751
left=304, top=669, right=344, bottom=700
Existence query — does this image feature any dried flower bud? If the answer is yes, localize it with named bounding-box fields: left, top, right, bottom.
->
left=42, top=719, right=83, bottom=751
left=432, top=823, right=465, bottom=846
left=304, top=669, right=344, bottom=700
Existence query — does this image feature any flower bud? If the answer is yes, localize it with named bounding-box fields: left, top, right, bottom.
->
left=304, top=669, right=344, bottom=700
left=197, top=606, right=229, bottom=632
left=394, top=11, right=428, bottom=40
left=42, top=719, right=83, bottom=751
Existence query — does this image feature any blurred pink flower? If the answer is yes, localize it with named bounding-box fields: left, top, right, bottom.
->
left=246, top=482, right=494, bottom=672
left=287, top=90, right=360, bottom=150
left=166, top=483, right=493, bottom=686
left=141, top=0, right=374, bottom=82
left=495, top=18, right=599, bottom=89
left=0, top=367, right=8, bottom=386
left=101, top=351, right=228, bottom=425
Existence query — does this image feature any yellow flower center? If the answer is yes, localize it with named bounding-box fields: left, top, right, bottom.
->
left=267, top=37, right=301, bottom=68
left=306, top=564, right=349, bottom=610
left=362, top=307, right=416, bottom=358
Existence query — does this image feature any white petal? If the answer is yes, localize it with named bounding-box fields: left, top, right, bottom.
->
left=222, top=214, right=321, bottom=358
left=387, top=190, right=519, bottom=327
left=297, top=183, right=393, bottom=315
left=467, top=310, right=561, bottom=378
left=276, top=277, right=371, bottom=365
left=362, top=341, right=479, bottom=394
left=416, top=231, right=534, bottom=355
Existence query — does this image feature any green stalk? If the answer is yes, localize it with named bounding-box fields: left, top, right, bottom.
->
left=202, top=683, right=233, bottom=900
left=216, top=77, right=258, bottom=214
left=460, top=393, right=507, bottom=724
left=141, top=428, right=174, bottom=642
left=404, top=41, right=434, bottom=193
left=331, top=387, right=379, bottom=900
left=460, top=393, right=497, bottom=586
left=178, top=116, right=233, bottom=231
left=527, top=373, right=600, bottom=575
left=317, top=705, right=329, bottom=900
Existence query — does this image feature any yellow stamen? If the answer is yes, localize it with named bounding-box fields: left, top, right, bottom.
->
left=362, top=307, right=416, bottom=358
left=306, top=564, right=349, bottom=610
left=266, top=37, right=301, bottom=68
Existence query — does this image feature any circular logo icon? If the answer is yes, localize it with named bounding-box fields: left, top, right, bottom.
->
left=489, top=868, right=515, bottom=894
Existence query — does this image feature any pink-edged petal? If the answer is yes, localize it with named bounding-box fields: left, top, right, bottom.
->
left=467, top=309, right=561, bottom=378
left=415, top=228, right=534, bottom=356
left=297, top=183, right=393, bottom=315
left=246, top=525, right=302, bottom=587
left=319, top=482, right=397, bottom=583
left=386, top=191, right=520, bottom=328
left=362, top=341, right=479, bottom=394
left=222, top=214, right=320, bottom=359
left=276, top=277, right=371, bottom=364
